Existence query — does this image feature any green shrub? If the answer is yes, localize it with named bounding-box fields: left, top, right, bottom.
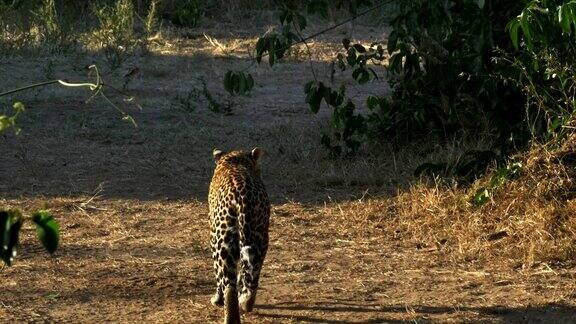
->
left=165, top=0, right=204, bottom=27
left=144, top=0, right=160, bottom=35
left=35, top=0, right=59, bottom=41
left=92, top=0, right=137, bottom=69
left=506, top=0, right=576, bottom=144
left=255, top=1, right=527, bottom=160
left=244, top=0, right=575, bottom=170
left=0, top=208, right=59, bottom=266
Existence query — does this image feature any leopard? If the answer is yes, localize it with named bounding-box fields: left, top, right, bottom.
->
left=208, top=148, right=270, bottom=324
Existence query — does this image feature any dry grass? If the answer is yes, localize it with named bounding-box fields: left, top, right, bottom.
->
left=319, top=137, right=576, bottom=269
left=1, top=9, right=576, bottom=323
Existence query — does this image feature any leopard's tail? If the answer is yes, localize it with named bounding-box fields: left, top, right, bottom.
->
left=224, top=285, right=240, bottom=324
left=223, top=204, right=241, bottom=324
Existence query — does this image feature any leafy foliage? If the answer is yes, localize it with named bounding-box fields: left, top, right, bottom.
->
left=242, top=0, right=526, bottom=157
left=303, top=37, right=397, bottom=155
left=35, top=0, right=61, bottom=45
left=380, top=1, right=527, bottom=142
left=304, top=81, right=364, bottom=156
left=169, top=0, right=203, bottom=27
left=0, top=102, right=25, bottom=135
left=0, top=210, right=23, bottom=266
left=223, top=71, right=254, bottom=96
left=92, top=0, right=136, bottom=69
left=472, top=161, right=523, bottom=206
left=338, top=39, right=384, bottom=84
left=216, top=0, right=573, bottom=167
left=242, top=0, right=375, bottom=155
left=505, top=0, right=576, bottom=144
left=255, top=27, right=300, bottom=66
left=0, top=209, right=59, bottom=266
left=415, top=150, right=499, bottom=181
left=264, top=0, right=574, bottom=166
left=32, top=211, right=60, bottom=254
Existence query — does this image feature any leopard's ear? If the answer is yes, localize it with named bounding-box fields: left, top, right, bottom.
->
left=213, top=149, right=224, bottom=162
left=251, top=147, right=263, bottom=162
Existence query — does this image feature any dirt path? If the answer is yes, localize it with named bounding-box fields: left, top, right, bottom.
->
left=1, top=24, right=576, bottom=323
left=1, top=199, right=575, bottom=323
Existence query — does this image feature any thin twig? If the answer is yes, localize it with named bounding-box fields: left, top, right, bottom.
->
left=0, top=80, right=60, bottom=97
left=0, top=65, right=139, bottom=127
left=292, top=21, right=317, bottom=81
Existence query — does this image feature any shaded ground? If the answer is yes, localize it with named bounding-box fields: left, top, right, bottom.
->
left=1, top=20, right=575, bottom=323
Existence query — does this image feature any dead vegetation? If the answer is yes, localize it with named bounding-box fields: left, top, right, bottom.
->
left=324, top=135, right=576, bottom=269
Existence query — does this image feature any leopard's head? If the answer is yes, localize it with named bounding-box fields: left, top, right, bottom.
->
left=212, top=147, right=263, bottom=173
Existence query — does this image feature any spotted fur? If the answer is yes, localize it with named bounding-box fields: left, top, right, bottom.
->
left=208, top=148, right=270, bottom=323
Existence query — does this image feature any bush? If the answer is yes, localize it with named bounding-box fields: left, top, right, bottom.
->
left=327, top=0, right=529, bottom=157
left=506, top=0, right=576, bottom=143
left=168, top=0, right=203, bottom=27
left=383, top=1, right=526, bottom=139
left=247, top=1, right=530, bottom=156
left=275, top=0, right=574, bottom=165
left=92, top=0, right=137, bottom=69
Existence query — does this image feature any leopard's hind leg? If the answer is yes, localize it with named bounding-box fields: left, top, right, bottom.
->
left=210, top=208, right=241, bottom=320
left=238, top=216, right=269, bottom=313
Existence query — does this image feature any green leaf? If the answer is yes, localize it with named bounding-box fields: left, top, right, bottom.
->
left=224, top=71, right=254, bottom=95
left=473, top=188, right=490, bottom=206
left=506, top=18, right=520, bottom=49
left=13, top=102, right=25, bottom=113
left=224, top=70, right=234, bottom=93
left=0, top=116, right=10, bottom=133
left=0, top=210, right=23, bottom=266
left=304, top=81, right=324, bottom=113
left=0, top=102, right=25, bottom=135
left=352, top=44, right=366, bottom=53
left=296, top=14, right=307, bottom=30
left=347, top=48, right=357, bottom=66
left=387, top=53, right=403, bottom=74
left=559, top=4, right=567, bottom=32
left=488, top=161, right=523, bottom=188
left=326, top=88, right=344, bottom=107
left=558, top=2, right=576, bottom=34
left=519, top=12, right=533, bottom=50
left=342, top=38, right=351, bottom=49
left=387, top=30, right=398, bottom=53
left=245, top=73, right=255, bottom=93
left=268, top=37, right=277, bottom=66
left=32, top=211, right=60, bottom=254
left=278, top=9, right=290, bottom=25
left=352, top=67, right=370, bottom=84
left=255, top=37, right=267, bottom=63
left=549, top=116, right=563, bottom=133
left=237, top=74, right=247, bottom=94
left=232, top=72, right=240, bottom=93
left=366, top=96, right=379, bottom=110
